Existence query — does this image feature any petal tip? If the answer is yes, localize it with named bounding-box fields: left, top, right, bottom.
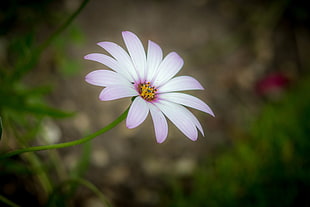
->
left=84, top=54, right=90, bottom=60
left=155, top=135, right=167, bottom=144
left=200, top=129, right=205, bottom=137
left=126, top=122, right=135, bottom=129
left=187, top=133, right=198, bottom=141
left=84, top=73, right=94, bottom=84
left=84, top=75, right=90, bottom=82
left=97, top=41, right=106, bottom=47
left=99, top=96, right=105, bottom=101
left=122, top=30, right=131, bottom=34
left=122, top=31, right=134, bottom=38
left=209, top=110, right=215, bottom=117
left=196, top=82, right=204, bottom=90
left=189, top=137, right=198, bottom=141
left=156, top=139, right=165, bottom=144
left=171, top=52, right=184, bottom=62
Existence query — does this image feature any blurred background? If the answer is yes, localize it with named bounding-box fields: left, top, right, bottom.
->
left=0, top=0, right=310, bottom=206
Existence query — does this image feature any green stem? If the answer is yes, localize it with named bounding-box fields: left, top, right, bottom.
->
left=37, top=0, right=90, bottom=53
left=11, top=0, right=90, bottom=81
left=47, top=178, right=113, bottom=207
left=1, top=107, right=129, bottom=159
left=0, top=116, right=2, bottom=140
left=0, top=195, right=21, bottom=207
left=72, top=178, right=113, bottom=207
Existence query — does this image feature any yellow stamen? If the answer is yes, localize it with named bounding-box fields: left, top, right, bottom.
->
left=138, top=82, right=157, bottom=101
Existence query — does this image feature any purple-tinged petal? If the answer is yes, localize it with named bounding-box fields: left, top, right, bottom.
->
left=97, top=41, right=139, bottom=81
left=99, top=85, right=138, bottom=101
left=166, top=100, right=204, bottom=136
left=126, top=97, right=149, bottom=129
left=152, top=52, right=184, bottom=87
left=84, top=53, right=132, bottom=81
left=159, top=93, right=215, bottom=117
left=181, top=105, right=205, bottom=137
left=146, top=40, right=163, bottom=81
left=122, top=31, right=147, bottom=81
left=85, top=70, right=130, bottom=87
left=158, top=76, right=204, bottom=93
left=154, top=100, right=198, bottom=141
left=149, top=103, right=168, bottom=143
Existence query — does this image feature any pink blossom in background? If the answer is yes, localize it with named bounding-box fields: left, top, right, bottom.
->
left=255, top=72, right=290, bottom=96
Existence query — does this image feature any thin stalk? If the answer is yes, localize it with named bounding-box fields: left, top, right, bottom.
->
left=11, top=0, right=90, bottom=81
left=73, top=178, right=113, bottom=207
left=37, top=0, right=90, bottom=53
left=23, top=153, right=53, bottom=196
left=1, top=107, right=129, bottom=159
left=7, top=118, right=53, bottom=198
left=0, top=195, right=21, bottom=207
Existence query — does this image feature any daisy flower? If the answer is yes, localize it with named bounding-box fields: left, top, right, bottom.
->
left=85, top=31, right=214, bottom=143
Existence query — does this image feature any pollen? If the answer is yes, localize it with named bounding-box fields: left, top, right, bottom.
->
left=138, top=82, right=157, bottom=101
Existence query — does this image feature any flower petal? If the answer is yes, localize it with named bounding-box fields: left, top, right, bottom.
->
left=122, top=31, right=147, bottom=81
left=154, top=100, right=199, bottom=141
left=85, top=70, right=130, bottom=87
left=84, top=53, right=132, bottom=81
left=99, top=85, right=138, bottom=101
left=159, top=93, right=215, bottom=116
left=172, top=102, right=204, bottom=137
left=149, top=103, right=168, bottom=143
left=146, top=40, right=163, bottom=82
left=97, top=41, right=139, bottom=81
left=153, top=52, right=184, bottom=87
left=126, top=97, right=149, bottom=129
left=158, top=76, right=204, bottom=93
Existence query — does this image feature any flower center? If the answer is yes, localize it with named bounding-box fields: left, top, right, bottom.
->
left=138, top=82, right=157, bottom=101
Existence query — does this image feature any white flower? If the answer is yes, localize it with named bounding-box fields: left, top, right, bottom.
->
left=85, top=31, right=214, bottom=143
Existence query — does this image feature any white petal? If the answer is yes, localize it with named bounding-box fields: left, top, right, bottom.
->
left=146, top=40, right=163, bottom=82
left=122, top=31, right=147, bottom=81
left=97, top=41, right=139, bottom=81
left=84, top=53, right=132, bottom=81
left=99, top=85, right=138, bottom=101
left=159, top=93, right=215, bottom=116
left=152, top=52, right=184, bottom=87
left=154, top=101, right=201, bottom=141
left=149, top=103, right=168, bottom=143
left=158, top=76, right=204, bottom=93
left=174, top=102, right=204, bottom=137
left=126, top=97, right=149, bottom=129
left=178, top=104, right=205, bottom=137
left=85, top=70, right=130, bottom=87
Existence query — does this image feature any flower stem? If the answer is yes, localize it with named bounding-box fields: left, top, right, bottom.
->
left=1, top=107, right=129, bottom=159
left=10, top=0, right=90, bottom=82
left=74, top=178, right=113, bottom=207
left=55, top=178, right=113, bottom=207
left=0, top=195, right=21, bottom=207
left=37, top=0, right=90, bottom=53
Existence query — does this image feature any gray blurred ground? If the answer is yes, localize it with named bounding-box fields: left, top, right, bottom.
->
left=39, top=0, right=308, bottom=206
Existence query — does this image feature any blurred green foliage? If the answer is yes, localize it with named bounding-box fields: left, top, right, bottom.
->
left=53, top=24, right=85, bottom=76
left=0, top=0, right=105, bottom=206
left=0, top=117, right=2, bottom=140
left=163, top=77, right=310, bottom=207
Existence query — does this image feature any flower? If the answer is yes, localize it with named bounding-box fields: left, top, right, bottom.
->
left=85, top=31, right=214, bottom=143
left=255, top=72, right=290, bottom=97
